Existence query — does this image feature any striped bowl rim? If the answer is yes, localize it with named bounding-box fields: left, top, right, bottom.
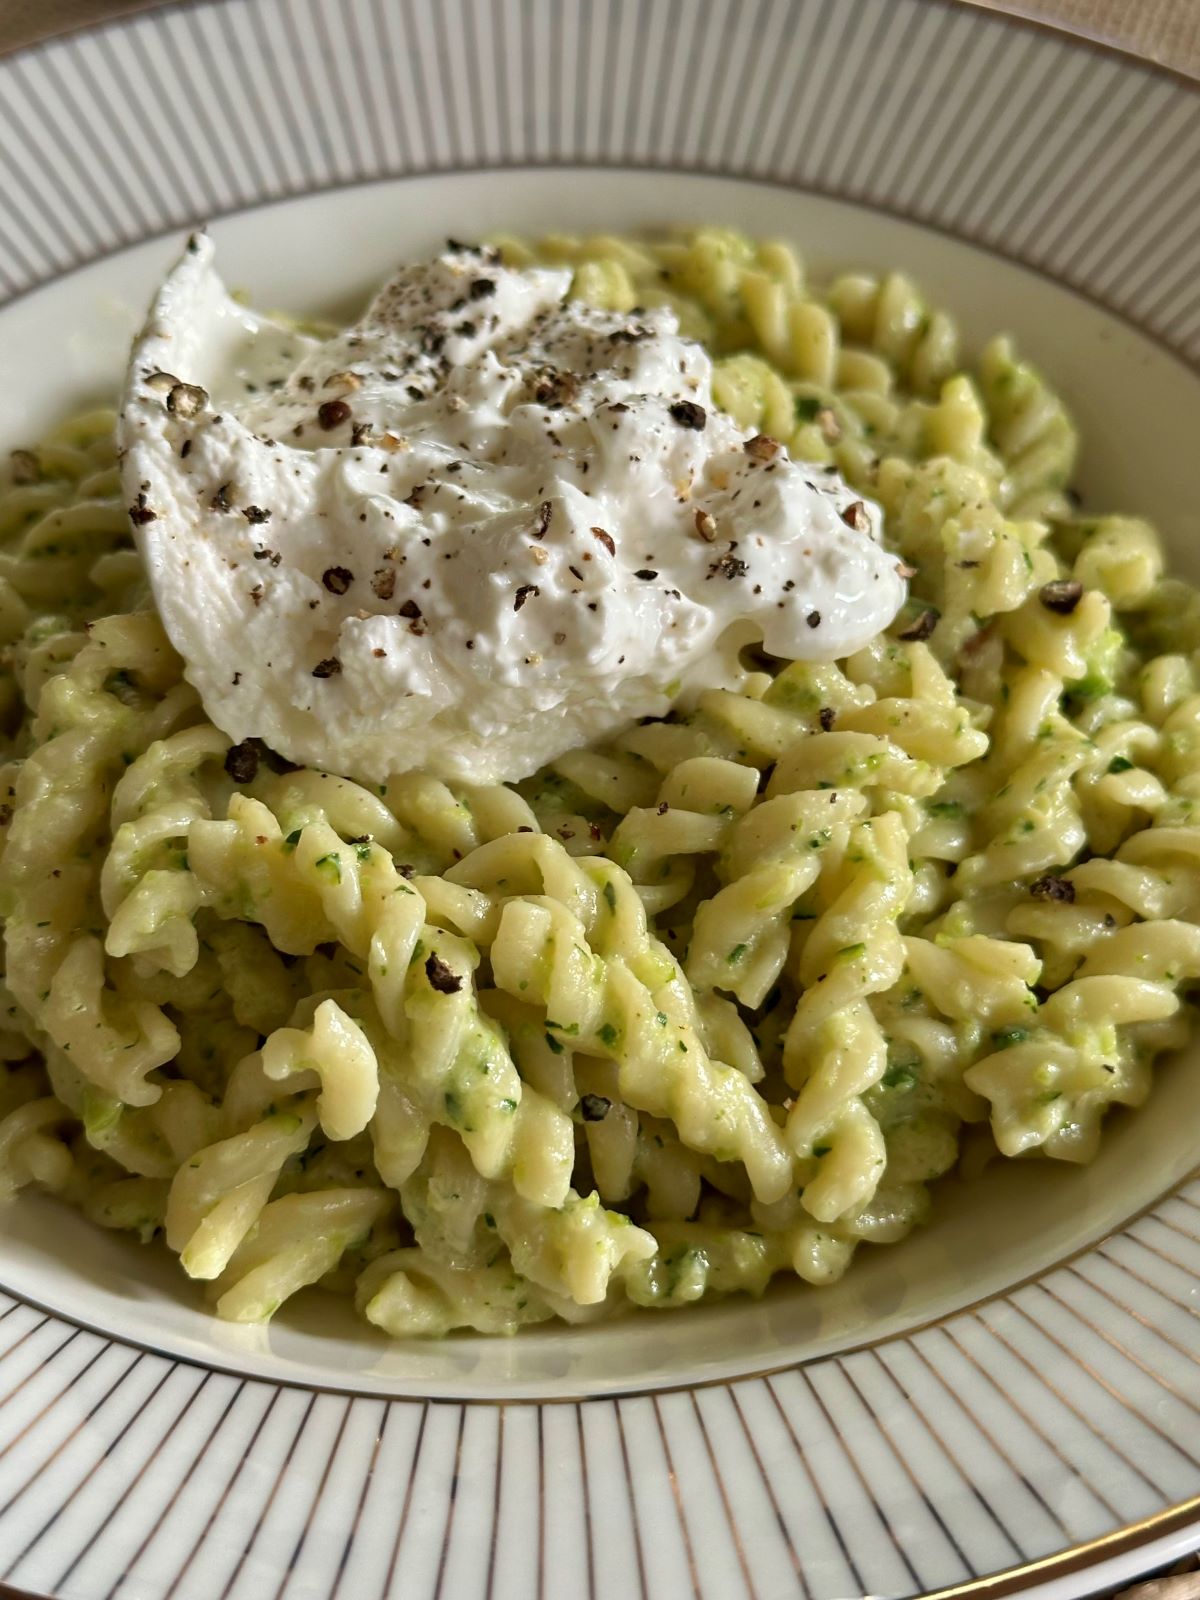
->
left=0, top=4, right=1198, bottom=1598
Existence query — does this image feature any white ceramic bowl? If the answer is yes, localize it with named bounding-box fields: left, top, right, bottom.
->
left=0, top=6, right=1198, bottom=1599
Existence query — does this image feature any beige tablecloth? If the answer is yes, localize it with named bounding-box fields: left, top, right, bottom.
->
left=973, top=0, right=1200, bottom=76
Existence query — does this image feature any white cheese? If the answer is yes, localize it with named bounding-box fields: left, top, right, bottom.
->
left=119, top=233, right=906, bottom=783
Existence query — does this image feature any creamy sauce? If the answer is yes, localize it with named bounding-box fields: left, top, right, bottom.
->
left=119, top=234, right=906, bottom=783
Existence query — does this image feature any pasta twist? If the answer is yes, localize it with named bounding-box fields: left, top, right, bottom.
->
left=781, top=813, right=913, bottom=1222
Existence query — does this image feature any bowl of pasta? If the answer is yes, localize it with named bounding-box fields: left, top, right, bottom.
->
left=0, top=4, right=1198, bottom=1600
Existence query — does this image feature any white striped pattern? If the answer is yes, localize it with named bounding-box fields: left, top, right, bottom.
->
left=0, top=1184, right=1196, bottom=1593
left=0, top=1183, right=1198, bottom=1597
left=0, top=3, right=1198, bottom=1597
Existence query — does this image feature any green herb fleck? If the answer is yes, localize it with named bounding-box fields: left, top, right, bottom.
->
left=444, top=1090, right=464, bottom=1125
left=991, top=1026, right=1031, bottom=1050
left=881, top=1063, right=917, bottom=1091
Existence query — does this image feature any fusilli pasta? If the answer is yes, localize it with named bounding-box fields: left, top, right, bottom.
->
left=0, top=229, right=1192, bottom=1335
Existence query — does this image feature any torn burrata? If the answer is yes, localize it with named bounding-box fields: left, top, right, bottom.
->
left=118, top=233, right=905, bottom=783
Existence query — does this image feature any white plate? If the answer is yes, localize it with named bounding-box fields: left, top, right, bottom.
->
left=0, top=4, right=1198, bottom=1598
